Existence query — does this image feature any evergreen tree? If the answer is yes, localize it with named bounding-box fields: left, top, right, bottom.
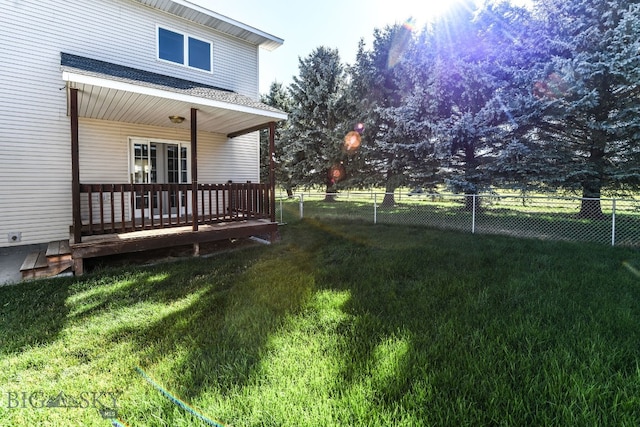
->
left=420, top=0, right=516, bottom=209
left=349, top=24, right=431, bottom=206
left=475, top=1, right=552, bottom=194
left=522, top=0, right=640, bottom=217
left=260, top=82, right=294, bottom=196
left=286, top=47, right=352, bottom=200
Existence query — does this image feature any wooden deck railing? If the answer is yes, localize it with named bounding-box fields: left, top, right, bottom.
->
left=78, top=182, right=272, bottom=236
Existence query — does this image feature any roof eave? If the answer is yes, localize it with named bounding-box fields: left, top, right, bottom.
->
left=62, top=70, right=287, bottom=135
left=131, top=0, right=284, bottom=51
left=62, top=70, right=287, bottom=119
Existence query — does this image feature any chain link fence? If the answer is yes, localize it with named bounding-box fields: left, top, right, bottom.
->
left=275, top=191, right=640, bottom=247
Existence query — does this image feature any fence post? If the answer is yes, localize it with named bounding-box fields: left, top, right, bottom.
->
left=611, top=198, right=616, bottom=246
left=374, top=193, right=378, bottom=224
left=279, top=198, right=284, bottom=224
left=472, top=195, right=476, bottom=234
left=299, top=194, right=304, bottom=219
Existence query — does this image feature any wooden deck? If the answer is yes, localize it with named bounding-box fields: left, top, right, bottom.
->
left=66, top=181, right=278, bottom=276
left=70, top=219, right=277, bottom=275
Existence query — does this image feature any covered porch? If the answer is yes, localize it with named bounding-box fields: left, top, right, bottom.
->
left=60, top=53, right=286, bottom=275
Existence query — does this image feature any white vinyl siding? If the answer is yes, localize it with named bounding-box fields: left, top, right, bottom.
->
left=78, top=119, right=259, bottom=185
left=0, top=0, right=262, bottom=247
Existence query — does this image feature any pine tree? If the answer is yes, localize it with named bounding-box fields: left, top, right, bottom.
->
left=476, top=1, right=552, bottom=194
left=285, top=47, right=352, bottom=200
left=348, top=24, right=428, bottom=206
left=260, top=82, right=294, bottom=196
left=418, top=0, right=517, bottom=210
left=522, top=0, right=640, bottom=218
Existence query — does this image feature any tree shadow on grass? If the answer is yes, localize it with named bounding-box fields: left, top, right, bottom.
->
left=66, top=240, right=262, bottom=322
left=106, top=241, right=315, bottom=405
left=120, top=220, right=459, bottom=423
left=308, top=224, right=463, bottom=405
left=0, top=277, right=72, bottom=355
left=42, top=219, right=638, bottom=425
left=0, top=254, right=229, bottom=356
left=308, top=221, right=640, bottom=425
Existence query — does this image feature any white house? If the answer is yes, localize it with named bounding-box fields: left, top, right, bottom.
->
left=0, top=0, right=287, bottom=276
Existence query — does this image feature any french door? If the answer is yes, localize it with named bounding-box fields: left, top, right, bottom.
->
left=129, top=138, right=190, bottom=218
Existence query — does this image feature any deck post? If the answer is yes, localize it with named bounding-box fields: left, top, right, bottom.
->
left=70, top=87, right=82, bottom=244
left=269, top=121, right=276, bottom=223
left=73, top=257, right=84, bottom=276
left=191, top=108, right=198, bottom=231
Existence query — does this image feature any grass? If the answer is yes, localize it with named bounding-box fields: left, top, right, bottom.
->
left=1, top=219, right=640, bottom=426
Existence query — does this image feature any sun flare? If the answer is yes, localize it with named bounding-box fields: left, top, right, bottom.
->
left=390, top=0, right=474, bottom=27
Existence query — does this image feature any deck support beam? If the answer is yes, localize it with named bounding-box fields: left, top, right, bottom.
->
left=70, top=87, right=82, bottom=245
left=269, top=121, right=276, bottom=224
left=74, top=257, right=84, bottom=276
left=191, top=108, right=198, bottom=232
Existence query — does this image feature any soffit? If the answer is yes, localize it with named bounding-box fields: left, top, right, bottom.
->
left=131, top=0, right=284, bottom=51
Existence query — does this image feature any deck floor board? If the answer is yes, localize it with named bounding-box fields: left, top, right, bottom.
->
left=71, top=219, right=277, bottom=260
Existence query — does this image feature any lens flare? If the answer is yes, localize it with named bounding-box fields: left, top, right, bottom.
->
left=402, top=18, right=415, bottom=32
left=533, top=73, right=570, bottom=100
left=623, top=261, right=640, bottom=277
left=387, top=20, right=414, bottom=68
left=343, top=131, right=361, bottom=154
left=328, top=163, right=346, bottom=184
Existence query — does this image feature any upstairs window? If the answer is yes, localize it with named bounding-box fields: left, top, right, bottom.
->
left=158, top=27, right=212, bottom=72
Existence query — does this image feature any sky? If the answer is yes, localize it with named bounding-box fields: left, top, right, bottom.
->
left=191, top=0, right=532, bottom=94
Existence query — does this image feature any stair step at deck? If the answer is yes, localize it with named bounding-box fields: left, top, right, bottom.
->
left=20, top=240, right=74, bottom=280
left=20, top=251, right=49, bottom=272
left=45, top=240, right=71, bottom=263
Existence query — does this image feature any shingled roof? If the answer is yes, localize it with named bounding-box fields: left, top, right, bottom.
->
left=60, top=52, right=283, bottom=115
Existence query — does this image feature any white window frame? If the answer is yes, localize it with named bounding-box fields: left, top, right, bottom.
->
left=156, top=25, right=213, bottom=73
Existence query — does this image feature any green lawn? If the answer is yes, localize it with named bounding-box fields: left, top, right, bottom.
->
left=1, top=220, right=640, bottom=426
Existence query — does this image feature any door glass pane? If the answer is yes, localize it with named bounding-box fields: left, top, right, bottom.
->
left=181, top=146, right=188, bottom=184
left=167, top=145, right=179, bottom=208
left=133, top=143, right=150, bottom=209
left=149, top=144, right=158, bottom=209
left=167, top=145, right=179, bottom=184
left=150, top=144, right=157, bottom=184
left=133, top=143, right=149, bottom=184
left=180, top=146, right=188, bottom=207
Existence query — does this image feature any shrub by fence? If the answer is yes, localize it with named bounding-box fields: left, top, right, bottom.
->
left=275, top=192, right=640, bottom=247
